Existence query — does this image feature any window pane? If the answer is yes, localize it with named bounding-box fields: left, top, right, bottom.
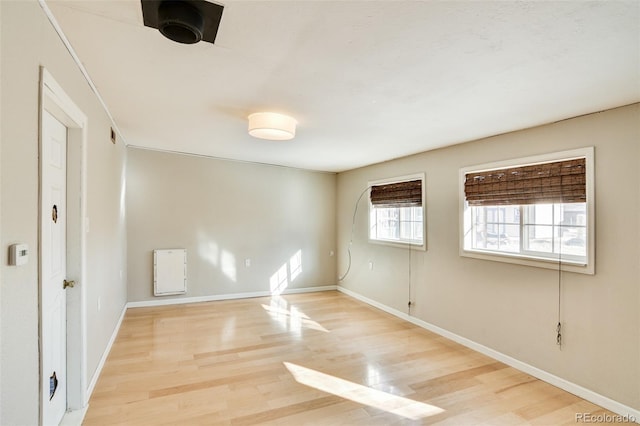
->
left=378, top=208, right=398, bottom=240
left=524, top=204, right=553, bottom=225
left=413, top=206, right=423, bottom=221
left=470, top=207, right=519, bottom=253
left=557, top=226, right=587, bottom=257
left=371, top=205, right=423, bottom=244
left=501, top=224, right=520, bottom=252
left=555, top=203, right=587, bottom=226
left=400, top=220, right=411, bottom=239
left=524, top=225, right=553, bottom=253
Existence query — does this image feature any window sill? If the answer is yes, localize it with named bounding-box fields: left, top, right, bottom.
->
left=370, top=238, right=426, bottom=251
left=460, top=248, right=593, bottom=274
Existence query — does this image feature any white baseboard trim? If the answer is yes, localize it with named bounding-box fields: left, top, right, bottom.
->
left=337, top=286, right=640, bottom=422
left=127, top=285, right=338, bottom=308
left=86, top=303, right=127, bottom=400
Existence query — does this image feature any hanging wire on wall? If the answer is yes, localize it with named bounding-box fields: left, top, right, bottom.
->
left=338, top=183, right=420, bottom=318
left=407, top=240, right=413, bottom=315
left=556, top=207, right=563, bottom=349
left=338, top=186, right=371, bottom=282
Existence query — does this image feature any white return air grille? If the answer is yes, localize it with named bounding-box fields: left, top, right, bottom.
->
left=153, top=249, right=187, bottom=296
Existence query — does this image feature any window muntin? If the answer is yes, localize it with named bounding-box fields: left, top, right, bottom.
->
left=369, top=174, right=425, bottom=249
left=468, top=203, right=587, bottom=263
left=522, top=203, right=587, bottom=259
left=460, top=148, right=594, bottom=274
left=370, top=205, right=423, bottom=244
left=469, top=205, right=520, bottom=254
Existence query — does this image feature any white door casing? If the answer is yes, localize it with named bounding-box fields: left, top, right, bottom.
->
left=40, top=67, right=89, bottom=424
left=41, top=110, right=68, bottom=425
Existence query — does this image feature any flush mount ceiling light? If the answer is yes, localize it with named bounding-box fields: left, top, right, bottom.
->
left=141, top=0, right=224, bottom=45
left=248, top=112, right=297, bottom=141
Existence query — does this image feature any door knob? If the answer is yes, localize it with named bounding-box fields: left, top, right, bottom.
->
left=63, top=279, right=75, bottom=289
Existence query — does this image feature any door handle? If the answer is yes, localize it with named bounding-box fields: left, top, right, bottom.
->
left=63, top=279, right=75, bottom=289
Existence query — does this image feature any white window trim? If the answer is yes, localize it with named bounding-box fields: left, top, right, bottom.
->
left=368, top=172, right=427, bottom=251
left=459, top=147, right=595, bottom=274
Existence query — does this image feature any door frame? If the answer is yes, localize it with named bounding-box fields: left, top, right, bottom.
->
left=39, top=67, right=88, bottom=422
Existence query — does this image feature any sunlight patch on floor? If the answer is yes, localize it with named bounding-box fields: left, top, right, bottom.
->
left=262, top=299, right=329, bottom=333
left=284, top=362, right=444, bottom=420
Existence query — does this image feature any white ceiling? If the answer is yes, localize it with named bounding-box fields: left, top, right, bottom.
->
left=46, top=0, right=639, bottom=173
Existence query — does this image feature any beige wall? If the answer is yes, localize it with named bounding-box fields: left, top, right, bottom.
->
left=0, top=1, right=3, bottom=420
left=337, top=104, right=640, bottom=410
left=0, top=2, right=128, bottom=424
left=1, top=1, right=636, bottom=421
left=127, top=148, right=336, bottom=302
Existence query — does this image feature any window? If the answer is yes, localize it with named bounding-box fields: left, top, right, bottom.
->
left=369, top=173, right=426, bottom=249
left=460, top=148, right=594, bottom=274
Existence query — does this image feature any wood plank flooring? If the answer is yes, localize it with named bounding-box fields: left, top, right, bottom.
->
left=84, top=291, right=615, bottom=425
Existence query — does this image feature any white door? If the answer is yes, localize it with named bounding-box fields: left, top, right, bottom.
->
left=41, top=110, right=68, bottom=425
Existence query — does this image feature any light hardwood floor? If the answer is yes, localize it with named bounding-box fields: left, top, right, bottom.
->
left=84, top=291, right=615, bottom=425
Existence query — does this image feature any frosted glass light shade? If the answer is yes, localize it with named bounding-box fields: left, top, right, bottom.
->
left=248, top=112, right=297, bottom=140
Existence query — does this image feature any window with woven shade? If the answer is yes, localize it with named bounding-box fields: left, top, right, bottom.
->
left=460, top=148, right=594, bottom=274
left=369, top=174, right=425, bottom=249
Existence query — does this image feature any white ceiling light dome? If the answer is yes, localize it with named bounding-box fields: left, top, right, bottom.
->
left=248, top=112, right=297, bottom=141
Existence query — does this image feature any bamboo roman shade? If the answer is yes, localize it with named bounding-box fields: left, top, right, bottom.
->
left=370, top=179, right=422, bottom=208
left=464, top=158, right=586, bottom=206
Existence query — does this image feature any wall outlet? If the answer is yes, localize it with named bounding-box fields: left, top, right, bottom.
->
left=245, top=258, right=251, bottom=267
left=368, top=261, right=373, bottom=270
left=97, top=297, right=101, bottom=312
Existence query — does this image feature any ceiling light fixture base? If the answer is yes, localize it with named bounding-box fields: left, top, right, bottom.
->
left=248, top=112, right=297, bottom=141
